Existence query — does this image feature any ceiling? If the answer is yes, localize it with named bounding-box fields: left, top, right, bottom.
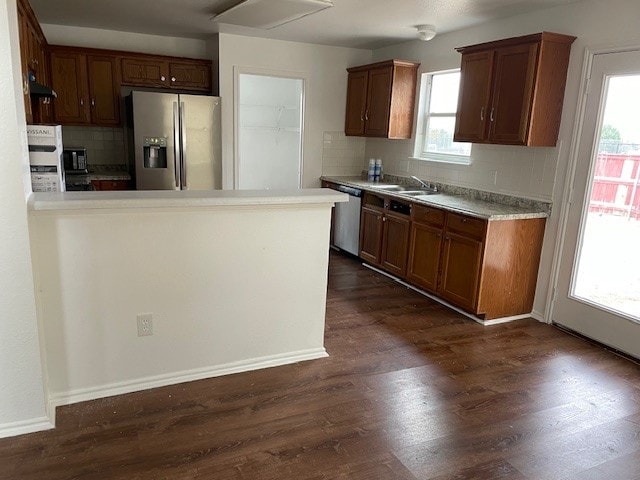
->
left=29, top=0, right=582, bottom=50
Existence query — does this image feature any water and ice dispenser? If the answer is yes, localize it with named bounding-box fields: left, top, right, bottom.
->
left=143, top=137, right=168, bottom=169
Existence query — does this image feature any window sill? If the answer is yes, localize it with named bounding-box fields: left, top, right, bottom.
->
left=410, top=154, right=472, bottom=166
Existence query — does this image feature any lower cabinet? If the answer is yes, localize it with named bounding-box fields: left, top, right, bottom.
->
left=359, top=205, right=384, bottom=265
left=360, top=195, right=546, bottom=320
left=359, top=192, right=411, bottom=277
left=439, top=231, right=484, bottom=311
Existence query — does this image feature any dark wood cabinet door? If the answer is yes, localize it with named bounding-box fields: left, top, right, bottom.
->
left=121, top=57, right=169, bottom=88
left=17, top=6, right=32, bottom=123
left=51, top=52, right=90, bottom=124
left=168, top=62, right=211, bottom=91
left=380, top=213, right=410, bottom=278
left=488, top=42, right=539, bottom=144
left=359, top=206, right=384, bottom=265
left=364, top=66, right=393, bottom=136
left=87, top=55, right=120, bottom=126
left=438, top=231, right=483, bottom=312
left=454, top=51, right=494, bottom=143
left=407, top=222, right=443, bottom=292
left=345, top=71, right=368, bottom=136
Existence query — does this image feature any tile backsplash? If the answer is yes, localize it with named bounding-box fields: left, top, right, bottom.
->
left=322, top=131, right=367, bottom=176
left=365, top=138, right=559, bottom=202
left=62, top=126, right=127, bottom=167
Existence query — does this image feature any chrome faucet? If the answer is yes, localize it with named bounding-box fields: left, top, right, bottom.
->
left=411, top=176, right=437, bottom=192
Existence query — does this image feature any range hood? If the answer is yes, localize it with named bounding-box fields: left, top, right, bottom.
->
left=29, top=80, right=57, bottom=98
left=212, top=0, right=333, bottom=29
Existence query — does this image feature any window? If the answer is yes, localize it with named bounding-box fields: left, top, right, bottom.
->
left=413, top=70, right=471, bottom=164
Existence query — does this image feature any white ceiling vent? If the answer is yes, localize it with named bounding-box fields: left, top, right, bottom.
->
left=212, top=0, right=334, bottom=29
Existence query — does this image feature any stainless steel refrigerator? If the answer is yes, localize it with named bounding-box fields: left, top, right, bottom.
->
left=131, top=91, right=221, bottom=190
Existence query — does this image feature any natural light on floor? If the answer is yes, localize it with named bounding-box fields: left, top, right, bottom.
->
left=573, top=75, right=640, bottom=321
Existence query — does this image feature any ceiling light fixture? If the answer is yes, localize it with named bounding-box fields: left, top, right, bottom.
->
left=416, top=24, right=437, bottom=42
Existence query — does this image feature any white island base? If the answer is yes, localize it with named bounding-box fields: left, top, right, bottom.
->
left=28, top=189, right=346, bottom=424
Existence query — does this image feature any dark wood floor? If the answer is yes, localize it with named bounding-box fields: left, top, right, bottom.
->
left=2, top=252, right=640, bottom=479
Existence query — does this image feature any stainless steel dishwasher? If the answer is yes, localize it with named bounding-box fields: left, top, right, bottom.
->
left=330, top=184, right=362, bottom=256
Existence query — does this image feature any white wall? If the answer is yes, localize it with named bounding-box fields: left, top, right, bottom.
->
left=218, top=33, right=372, bottom=189
left=365, top=0, right=640, bottom=319
left=41, top=23, right=208, bottom=59
left=0, top=0, right=49, bottom=437
left=30, top=201, right=334, bottom=408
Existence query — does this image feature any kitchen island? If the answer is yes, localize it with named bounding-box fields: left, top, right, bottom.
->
left=28, top=189, right=346, bottom=421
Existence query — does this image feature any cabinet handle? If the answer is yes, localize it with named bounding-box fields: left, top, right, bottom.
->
left=161, top=75, right=166, bottom=81
left=461, top=218, right=467, bottom=223
left=22, top=75, right=28, bottom=95
left=490, top=108, right=495, bottom=122
left=171, top=76, right=176, bottom=82
left=80, top=98, right=84, bottom=106
left=365, top=110, right=369, bottom=121
left=360, top=111, right=364, bottom=122
left=91, top=99, right=95, bottom=107
left=383, top=217, right=386, bottom=222
left=480, top=107, right=485, bottom=121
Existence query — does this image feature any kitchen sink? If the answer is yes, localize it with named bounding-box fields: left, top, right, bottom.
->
left=373, top=185, right=405, bottom=191
left=399, top=190, right=439, bottom=197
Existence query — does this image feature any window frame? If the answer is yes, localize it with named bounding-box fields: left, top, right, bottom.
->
left=412, top=68, right=472, bottom=165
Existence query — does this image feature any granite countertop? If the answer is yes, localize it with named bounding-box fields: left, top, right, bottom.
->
left=321, top=175, right=550, bottom=221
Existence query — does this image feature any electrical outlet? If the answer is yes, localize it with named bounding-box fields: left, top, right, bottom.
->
left=137, top=313, right=153, bottom=337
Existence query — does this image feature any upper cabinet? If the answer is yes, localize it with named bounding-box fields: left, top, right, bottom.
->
left=345, top=59, right=420, bottom=139
left=120, top=55, right=212, bottom=92
left=50, top=48, right=121, bottom=126
left=454, top=32, right=576, bottom=147
left=17, top=0, right=50, bottom=124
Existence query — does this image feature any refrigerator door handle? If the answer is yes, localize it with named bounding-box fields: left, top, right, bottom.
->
left=180, top=102, right=188, bottom=190
left=173, top=101, right=180, bottom=189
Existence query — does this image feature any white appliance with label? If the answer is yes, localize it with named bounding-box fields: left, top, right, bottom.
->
left=27, top=124, right=65, bottom=192
left=131, top=91, right=221, bottom=190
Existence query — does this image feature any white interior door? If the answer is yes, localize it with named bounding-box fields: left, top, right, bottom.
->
left=235, top=72, right=304, bottom=190
left=553, top=49, right=640, bottom=358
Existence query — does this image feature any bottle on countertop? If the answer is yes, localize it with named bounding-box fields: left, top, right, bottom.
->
left=374, top=158, right=382, bottom=182
left=368, top=158, right=376, bottom=182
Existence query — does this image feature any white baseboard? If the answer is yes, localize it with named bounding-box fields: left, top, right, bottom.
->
left=49, top=348, right=328, bottom=413
left=362, top=263, right=532, bottom=326
left=530, top=310, right=546, bottom=323
left=0, top=416, right=53, bottom=439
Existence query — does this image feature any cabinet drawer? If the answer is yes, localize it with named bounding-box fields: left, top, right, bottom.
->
left=446, top=213, right=486, bottom=239
left=362, top=192, right=385, bottom=210
left=411, top=204, right=445, bottom=226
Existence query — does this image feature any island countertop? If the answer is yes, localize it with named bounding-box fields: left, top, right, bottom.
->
left=321, top=176, right=550, bottom=221
left=29, top=189, right=348, bottom=212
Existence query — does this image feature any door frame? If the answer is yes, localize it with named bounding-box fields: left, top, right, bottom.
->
left=547, top=42, right=640, bottom=324
left=232, top=65, right=308, bottom=190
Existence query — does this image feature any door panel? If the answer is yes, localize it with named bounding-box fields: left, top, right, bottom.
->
left=364, top=66, right=393, bottom=136
left=121, top=57, right=168, bottom=87
left=439, top=232, right=483, bottom=311
left=345, top=71, right=368, bottom=135
left=454, top=51, right=494, bottom=143
left=381, top=214, right=410, bottom=277
left=170, top=62, right=211, bottom=91
left=359, top=207, right=383, bottom=265
left=553, top=50, right=640, bottom=358
left=87, top=56, right=120, bottom=126
left=132, top=91, right=179, bottom=190
left=51, top=52, right=90, bottom=124
left=407, top=222, right=443, bottom=292
left=489, top=43, right=538, bottom=144
left=180, top=95, right=220, bottom=190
